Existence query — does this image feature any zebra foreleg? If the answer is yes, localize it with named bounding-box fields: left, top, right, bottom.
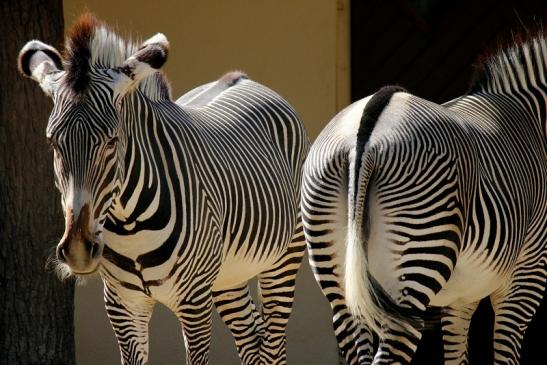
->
left=213, top=282, right=264, bottom=365
left=490, top=253, right=547, bottom=365
left=441, top=301, right=479, bottom=365
left=103, top=281, right=156, bottom=365
left=176, top=291, right=215, bottom=365
left=257, top=222, right=306, bottom=365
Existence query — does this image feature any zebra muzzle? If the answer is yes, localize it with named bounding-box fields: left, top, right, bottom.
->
left=56, top=204, right=103, bottom=274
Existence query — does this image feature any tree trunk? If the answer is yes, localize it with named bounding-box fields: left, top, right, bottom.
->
left=0, top=1, right=75, bottom=364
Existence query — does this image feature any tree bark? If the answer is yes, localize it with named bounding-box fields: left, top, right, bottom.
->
left=0, top=1, right=75, bottom=364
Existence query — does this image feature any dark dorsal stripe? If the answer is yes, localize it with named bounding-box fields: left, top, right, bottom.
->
left=353, top=85, right=406, bottom=203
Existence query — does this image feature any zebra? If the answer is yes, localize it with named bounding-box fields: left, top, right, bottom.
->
left=302, top=32, right=546, bottom=364
left=18, top=14, right=309, bottom=365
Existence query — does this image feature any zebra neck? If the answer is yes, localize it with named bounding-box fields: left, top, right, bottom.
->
left=471, top=43, right=547, bottom=142
left=105, top=96, right=195, bottom=266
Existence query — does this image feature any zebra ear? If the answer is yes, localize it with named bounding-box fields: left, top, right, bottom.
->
left=115, top=33, right=169, bottom=93
left=18, top=40, right=63, bottom=96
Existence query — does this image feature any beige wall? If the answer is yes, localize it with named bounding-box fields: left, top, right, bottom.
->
left=64, top=0, right=349, bottom=363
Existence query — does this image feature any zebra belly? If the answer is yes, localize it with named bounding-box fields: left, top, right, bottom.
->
left=429, top=255, right=507, bottom=307
left=212, top=251, right=285, bottom=290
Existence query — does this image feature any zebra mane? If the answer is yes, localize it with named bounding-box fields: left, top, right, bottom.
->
left=470, top=29, right=547, bottom=93
left=64, top=13, right=171, bottom=100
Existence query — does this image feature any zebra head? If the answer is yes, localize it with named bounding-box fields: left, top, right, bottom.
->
left=18, top=15, right=169, bottom=276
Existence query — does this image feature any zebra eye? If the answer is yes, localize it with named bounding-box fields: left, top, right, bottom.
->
left=106, top=136, right=118, bottom=148
left=47, top=136, right=57, bottom=150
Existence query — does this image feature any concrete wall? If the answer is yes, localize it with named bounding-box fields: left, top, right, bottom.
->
left=64, top=0, right=350, bottom=363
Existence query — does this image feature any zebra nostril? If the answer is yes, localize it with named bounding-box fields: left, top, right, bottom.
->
left=90, top=242, right=100, bottom=258
left=57, top=245, right=67, bottom=262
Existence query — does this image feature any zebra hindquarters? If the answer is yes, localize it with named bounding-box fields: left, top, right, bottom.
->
left=302, top=153, right=374, bottom=364
left=345, top=142, right=464, bottom=364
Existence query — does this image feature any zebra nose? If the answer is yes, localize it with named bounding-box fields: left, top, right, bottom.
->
left=56, top=236, right=99, bottom=264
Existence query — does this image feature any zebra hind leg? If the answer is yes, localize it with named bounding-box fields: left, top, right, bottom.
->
left=441, top=301, right=480, bottom=365
left=257, top=221, right=306, bottom=365
left=103, top=281, right=156, bottom=365
left=373, top=318, right=423, bottom=365
left=490, top=253, right=547, bottom=365
left=307, top=240, right=375, bottom=364
left=302, top=158, right=375, bottom=364
left=213, top=282, right=264, bottom=365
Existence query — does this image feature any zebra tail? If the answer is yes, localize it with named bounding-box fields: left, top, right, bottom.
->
left=345, top=145, right=384, bottom=336
left=345, top=145, right=426, bottom=338
left=345, top=86, right=423, bottom=338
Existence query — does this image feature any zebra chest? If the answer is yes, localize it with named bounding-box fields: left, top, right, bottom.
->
left=103, top=229, right=174, bottom=261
